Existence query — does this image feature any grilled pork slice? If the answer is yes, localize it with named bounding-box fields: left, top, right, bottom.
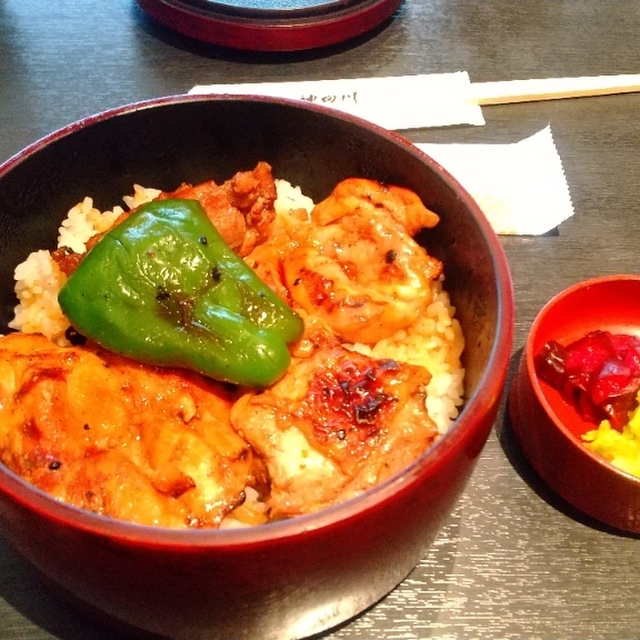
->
left=231, top=344, right=439, bottom=520
left=0, top=332, right=260, bottom=528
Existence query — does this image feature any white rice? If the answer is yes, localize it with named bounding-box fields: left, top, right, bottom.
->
left=57, top=196, right=123, bottom=254
left=8, top=180, right=465, bottom=432
left=8, top=250, right=69, bottom=344
left=8, top=186, right=160, bottom=346
left=274, top=179, right=315, bottom=217
left=346, top=289, right=465, bottom=433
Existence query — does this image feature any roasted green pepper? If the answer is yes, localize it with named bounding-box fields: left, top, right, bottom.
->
left=58, top=198, right=304, bottom=388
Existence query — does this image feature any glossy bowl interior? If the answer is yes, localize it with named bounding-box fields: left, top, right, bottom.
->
left=0, top=95, right=514, bottom=640
left=509, top=275, right=640, bottom=533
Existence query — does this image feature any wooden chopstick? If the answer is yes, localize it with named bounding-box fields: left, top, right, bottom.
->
left=467, top=73, right=640, bottom=105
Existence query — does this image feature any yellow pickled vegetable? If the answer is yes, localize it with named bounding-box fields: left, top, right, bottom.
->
left=583, top=395, right=640, bottom=477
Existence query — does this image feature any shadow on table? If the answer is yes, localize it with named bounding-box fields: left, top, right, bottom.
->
left=497, top=348, right=640, bottom=540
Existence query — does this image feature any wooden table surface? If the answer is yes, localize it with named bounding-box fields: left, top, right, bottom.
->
left=2, top=1, right=640, bottom=639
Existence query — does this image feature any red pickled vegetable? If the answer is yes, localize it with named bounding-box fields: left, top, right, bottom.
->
left=535, top=340, right=569, bottom=390
left=535, top=330, right=640, bottom=429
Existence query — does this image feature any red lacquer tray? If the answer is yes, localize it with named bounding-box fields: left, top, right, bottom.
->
left=136, top=0, right=403, bottom=51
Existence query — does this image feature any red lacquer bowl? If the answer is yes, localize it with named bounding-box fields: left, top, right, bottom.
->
left=509, top=275, right=640, bottom=533
left=0, top=95, right=514, bottom=640
left=136, top=0, right=403, bottom=51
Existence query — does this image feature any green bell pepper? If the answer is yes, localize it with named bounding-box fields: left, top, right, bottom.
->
left=58, top=198, right=304, bottom=388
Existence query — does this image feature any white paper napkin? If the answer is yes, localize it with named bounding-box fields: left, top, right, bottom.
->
left=191, top=71, right=640, bottom=129
left=190, top=72, right=485, bottom=129
left=417, top=126, right=574, bottom=235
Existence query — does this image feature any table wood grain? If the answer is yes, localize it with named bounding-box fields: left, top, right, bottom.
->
left=1, top=1, right=640, bottom=638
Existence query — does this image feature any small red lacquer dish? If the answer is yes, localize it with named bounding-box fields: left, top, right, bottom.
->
left=509, top=274, right=640, bottom=533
